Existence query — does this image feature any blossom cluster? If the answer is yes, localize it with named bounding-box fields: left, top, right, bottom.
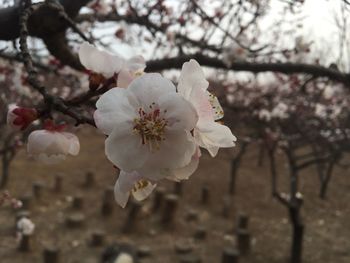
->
left=6, top=43, right=236, bottom=208
left=79, top=42, right=236, bottom=207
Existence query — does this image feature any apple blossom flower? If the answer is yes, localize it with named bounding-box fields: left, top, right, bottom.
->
left=323, top=85, right=334, bottom=100
left=7, top=104, right=38, bottom=131
left=222, top=42, right=249, bottom=67
left=271, top=102, right=289, bottom=119
left=94, top=73, right=198, bottom=181
left=27, top=121, right=80, bottom=164
left=87, top=0, right=111, bottom=15
left=295, top=36, right=311, bottom=53
left=17, top=217, right=35, bottom=236
left=177, top=59, right=236, bottom=157
left=78, top=42, right=145, bottom=81
left=258, top=109, right=272, bottom=122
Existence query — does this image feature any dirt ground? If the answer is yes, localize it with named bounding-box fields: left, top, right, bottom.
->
left=0, top=128, right=349, bottom=263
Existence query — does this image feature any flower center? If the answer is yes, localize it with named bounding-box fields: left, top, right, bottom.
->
left=133, top=103, right=167, bottom=151
left=132, top=179, right=150, bottom=193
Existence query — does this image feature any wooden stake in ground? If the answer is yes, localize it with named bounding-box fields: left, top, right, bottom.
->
left=90, top=230, right=105, bottom=247
left=236, top=229, right=251, bottom=256
left=235, top=214, right=249, bottom=231
left=161, top=194, right=179, bottom=226
left=43, top=246, right=60, bottom=263
left=174, top=182, right=183, bottom=196
left=152, top=187, right=165, bottom=212
left=53, top=174, right=63, bottom=193
left=72, top=195, right=84, bottom=210
left=122, top=201, right=142, bottom=233
left=222, top=247, right=239, bottom=263
left=18, top=234, right=30, bottom=252
left=101, top=187, right=114, bottom=216
left=201, top=186, right=210, bottom=204
left=84, top=171, right=95, bottom=187
left=32, top=181, right=44, bottom=199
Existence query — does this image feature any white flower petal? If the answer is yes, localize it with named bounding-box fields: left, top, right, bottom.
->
left=63, top=132, right=80, bottom=156
left=105, top=124, right=148, bottom=171
left=142, top=131, right=196, bottom=177
left=178, top=59, right=209, bottom=100
left=27, top=130, right=79, bottom=164
left=37, top=153, right=67, bottom=164
left=27, top=130, right=70, bottom=156
left=114, top=171, right=137, bottom=208
left=128, top=73, right=176, bottom=108
left=195, top=121, right=237, bottom=157
left=159, top=93, right=198, bottom=131
left=95, top=88, right=137, bottom=135
left=117, top=69, right=134, bottom=89
left=78, top=42, right=124, bottom=78
left=189, top=84, right=214, bottom=122
left=126, top=55, right=146, bottom=71
left=167, top=147, right=201, bottom=182
left=7, top=104, right=18, bottom=128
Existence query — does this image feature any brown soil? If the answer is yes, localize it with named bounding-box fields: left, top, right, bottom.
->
left=0, top=129, right=349, bottom=263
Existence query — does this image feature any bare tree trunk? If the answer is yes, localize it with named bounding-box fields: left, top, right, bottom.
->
left=229, top=141, right=248, bottom=195
left=289, top=205, right=304, bottom=263
left=0, top=153, right=10, bottom=188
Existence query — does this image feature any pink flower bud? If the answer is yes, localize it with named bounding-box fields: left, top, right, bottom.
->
left=7, top=104, right=38, bottom=131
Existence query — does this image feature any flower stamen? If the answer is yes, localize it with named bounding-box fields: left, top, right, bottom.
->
left=133, top=104, right=167, bottom=151
left=132, top=179, right=150, bottom=193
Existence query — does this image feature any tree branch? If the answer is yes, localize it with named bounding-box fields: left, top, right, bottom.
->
left=146, top=54, right=350, bottom=85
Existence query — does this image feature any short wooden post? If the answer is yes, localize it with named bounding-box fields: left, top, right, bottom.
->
left=201, top=186, right=210, bottom=204
left=174, top=182, right=183, bottom=196
left=237, top=229, right=251, bottom=256
left=179, top=254, right=201, bottom=263
left=152, top=187, right=165, bottom=212
left=236, top=214, right=249, bottom=231
left=32, top=182, right=44, bottom=199
left=84, top=171, right=95, bottom=187
left=122, top=201, right=142, bottom=233
left=90, top=230, right=105, bottom=246
left=161, top=194, right=178, bottom=226
left=222, top=197, right=231, bottom=218
left=222, top=247, right=239, bottom=263
left=53, top=174, right=63, bottom=192
left=72, top=195, right=84, bottom=210
left=43, top=246, right=59, bottom=263
left=65, top=213, right=85, bottom=228
left=101, top=187, right=114, bottom=216
left=18, top=235, right=30, bottom=252
left=19, top=194, right=32, bottom=210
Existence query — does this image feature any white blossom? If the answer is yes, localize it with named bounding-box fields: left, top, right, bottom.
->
left=79, top=42, right=145, bottom=79
left=258, top=109, right=272, bottom=122
left=94, top=73, right=198, bottom=181
left=323, top=86, right=334, bottom=100
left=222, top=42, right=248, bottom=67
left=17, top=218, right=35, bottom=236
left=27, top=129, right=80, bottom=164
left=271, top=102, right=289, bottom=119
left=177, top=59, right=236, bottom=157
